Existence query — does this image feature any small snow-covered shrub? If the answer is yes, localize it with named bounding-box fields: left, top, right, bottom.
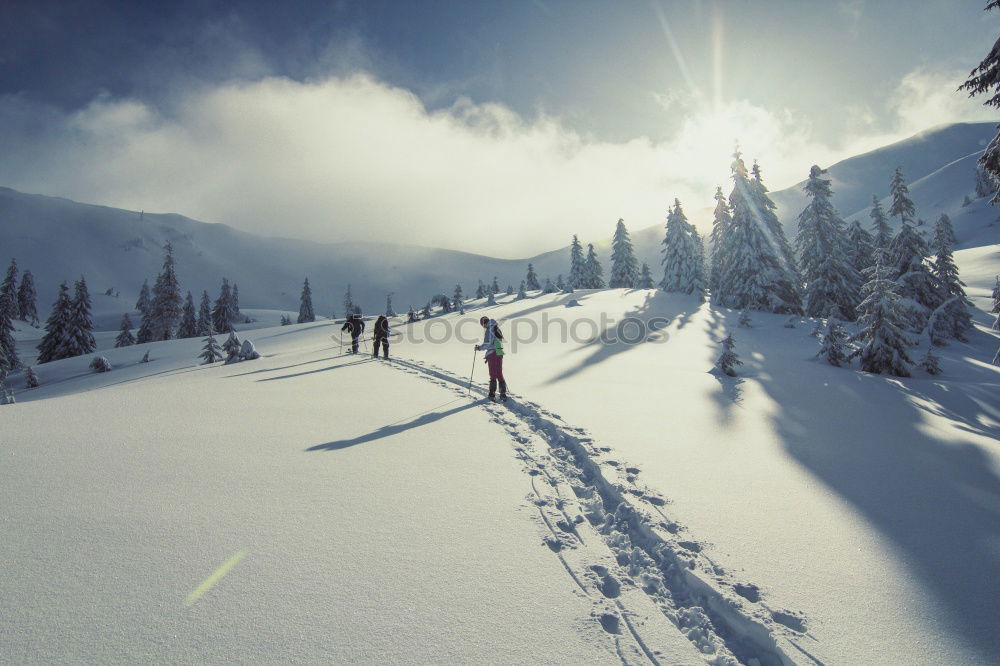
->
left=141, top=350, right=150, bottom=363
left=919, top=348, right=942, bottom=375
left=714, top=334, right=742, bottom=377
left=24, top=365, right=39, bottom=388
left=239, top=339, right=260, bottom=361
left=738, top=310, right=752, bottom=328
left=89, top=356, right=112, bottom=373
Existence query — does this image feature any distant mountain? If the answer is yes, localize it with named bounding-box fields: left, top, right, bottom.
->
left=1, top=123, right=995, bottom=327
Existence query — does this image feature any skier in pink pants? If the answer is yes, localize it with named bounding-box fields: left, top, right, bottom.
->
left=475, top=316, right=507, bottom=402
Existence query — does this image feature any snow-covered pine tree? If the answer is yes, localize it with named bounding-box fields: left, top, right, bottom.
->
left=24, top=365, right=39, bottom=389
left=1, top=258, right=19, bottom=321
left=212, top=279, right=234, bottom=333
left=919, top=347, right=942, bottom=375
left=583, top=244, right=605, bottom=288
left=714, top=334, right=742, bottom=376
left=720, top=151, right=802, bottom=313
left=750, top=160, right=802, bottom=287
left=385, top=293, right=396, bottom=317
left=197, top=291, right=212, bottom=336
left=738, top=310, right=752, bottom=328
left=962, top=194, right=974, bottom=207
left=150, top=243, right=182, bottom=340
left=136, top=314, right=154, bottom=344
left=421, top=302, right=432, bottom=318
left=526, top=264, right=541, bottom=291
left=817, top=318, right=850, bottom=367
left=846, top=220, right=876, bottom=276
left=555, top=274, right=566, bottom=291
left=475, top=280, right=486, bottom=299
left=708, top=186, right=733, bottom=296
left=17, top=270, right=38, bottom=326
left=68, top=276, right=97, bottom=356
left=888, top=167, right=916, bottom=225
left=869, top=195, right=893, bottom=259
left=660, top=199, right=702, bottom=294
left=934, top=213, right=957, bottom=247
left=141, top=350, right=150, bottom=363
left=115, top=314, right=136, bottom=347
left=795, top=165, right=862, bottom=320
left=637, top=263, right=654, bottom=289
left=37, top=282, right=74, bottom=363
left=298, top=278, right=315, bottom=323
left=200, top=330, right=224, bottom=364
left=975, top=165, right=999, bottom=198
left=693, top=228, right=707, bottom=298
left=89, top=356, right=112, bottom=373
left=280, top=315, right=290, bottom=326
left=491, top=277, right=500, bottom=294
left=486, top=291, right=497, bottom=306
left=993, top=346, right=1000, bottom=366
left=609, top=219, right=639, bottom=288
left=135, top=279, right=151, bottom=318
left=569, top=235, right=586, bottom=289
left=408, top=306, right=417, bottom=322
left=222, top=331, right=242, bottom=361
left=0, top=292, right=17, bottom=374
left=231, top=284, right=241, bottom=319
left=543, top=278, right=556, bottom=294
left=506, top=284, right=513, bottom=296
left=853, top=257, right=913, bottom=377
left=516, top=281, right=527, bottom=300
left=927, top=225, right=974, bottom=342
left=810, top=319, right=824, bottom=338
left=344, top=284, right=358, bottom=320
left=453, top=284, right=464, bottom=312
left=889, top=222, right=941, bottom=329
left=992, top=274, right=1000, bottom=316
left=960, top=4, right=1000, bottom=202
left=177, top=292, right=198, bottom=338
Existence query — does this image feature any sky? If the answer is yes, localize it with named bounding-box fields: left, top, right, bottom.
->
left=0, top=0, right=997, bottom=257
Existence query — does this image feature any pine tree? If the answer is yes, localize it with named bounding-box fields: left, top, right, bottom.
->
left=1, top=258, right=19, bottom=321
left=637, top=263, right=654, bottom=289
left=68, top=277, right=97, bottom=356
left=719, top=151, right=802, bottom=313
left=385, top=293, right=396, bottom=317
left=960, top=4, right=1000, bottom=201
left=817, top=318, right=850, bottom=367
left=992, top=275, right=1000, bottom=318
left=177, top=292, right=198, bottom=338
left=750, top=160, right=802, bottom=288
left=475, top=280, right=486, bottom=299
left=846, top=220, right=876, bottom=275
left=115, top=314, right=136, bottom=347
left=135, top=279, right=151, bottom=318
left=136, top=315, right=155, bottom=344
left=660, top=199, right=702, bottom=294
left=609, top=219, right=639, bottom=288
left=516, top=281, right=527, bottom=300
left=36, top=282, right=74, bottom=364
left=934, top=213, right=957, bottom=247
left=714, top=334, right=742, bottom=377
left=453, top=284, right=464, bottom=311
left=543, top=277, right=556, bottom=294
left=197, top=291, right=212, bottom=336
left=486, top=291, right=497, bottom=306
left=583, top=244, right=605, bottom=288
left=232, top=284, right=241, bottom=319
left=853, top=257, right=913, bottom=377
left=506, top=284, right=513, bottom=296
left=555, top=274, right=566, bottom=291
left=24, top=365, right=39, bottom=389
left=708, top=186, right=733, bottom=296
left=212, top=278, right=236, bottom=333
left=928, top=218, right=974, bottom=342
left=222, top=331, right=242, bottom=361
left=491, top=276, right=500, bottom=294
left=738, top=310, right=752, bottom=328
left=975, top=165, right=999, bottom=198
left=795, top=165, right=862, bottom=320
left=200, top=330, right=224, bottom=364
left=869, top=195, right=893, bottom=258
left=692, top=228, right=707, bottom=298
left=89, top=356, right=112, bottom=373
left=17, top=270, right=38, bottom=326
left=888, top=167, right=916, bottom=225
left=150, top=243, right=182, bottom=340
left=526, top=264, right=541, bottom=291
left=422, top=301, right=432, bottom=318
left=298, top=278, right=315, bottom=323
left=569, top=235, right=586, bottom=289
left=408, top=306, right=417, bottom=322
left=890, top=223, right=941, bottom=329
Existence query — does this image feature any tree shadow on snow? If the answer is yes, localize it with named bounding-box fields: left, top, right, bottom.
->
left=258, top=358, right=371, bottom=381
left=306, top=402, right=478, bottom=451
left=751, top=348, right=1000, bottom=659
left=544, top=291, right=702, bottom=384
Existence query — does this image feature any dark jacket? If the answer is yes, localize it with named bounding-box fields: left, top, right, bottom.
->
left=341, top=316, right=365, bottom=337
left=374, top=316, right=389, bottom=337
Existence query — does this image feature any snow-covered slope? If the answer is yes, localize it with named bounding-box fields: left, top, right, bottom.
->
left=4, top=246, right=997, bottom=665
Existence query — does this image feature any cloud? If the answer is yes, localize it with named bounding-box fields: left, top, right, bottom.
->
left=0, top=67, right=994, bottom=257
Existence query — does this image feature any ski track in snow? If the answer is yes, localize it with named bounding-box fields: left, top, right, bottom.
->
left=385, top=355, right=814, bottom=666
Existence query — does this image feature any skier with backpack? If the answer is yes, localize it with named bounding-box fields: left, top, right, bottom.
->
left=373, top=315, right=390, bottom=359
left=474, top=316, right=507, bottom=402
left=341, top=314, right=365, bottom=354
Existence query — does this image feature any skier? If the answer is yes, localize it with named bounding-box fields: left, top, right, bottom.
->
left=341, top=314, right=365, bottom=354
left=373, top=315, right=390, bottom=359
left=474, top=316, right=507, bottom=402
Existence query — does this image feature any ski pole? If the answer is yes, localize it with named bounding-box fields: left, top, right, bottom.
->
left=468, top=348, right=477, bottom=397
